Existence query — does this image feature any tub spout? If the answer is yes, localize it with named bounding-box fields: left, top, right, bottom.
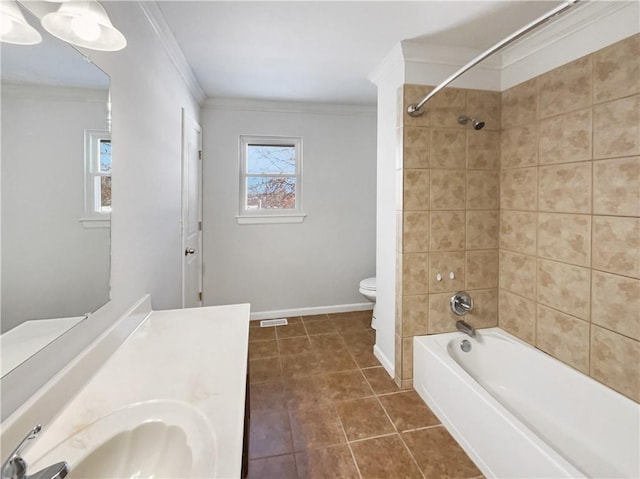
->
left=456, top=320, right=476, bottom=338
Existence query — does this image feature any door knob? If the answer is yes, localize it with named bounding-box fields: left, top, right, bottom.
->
left=185, top=248, right=195, bottom=256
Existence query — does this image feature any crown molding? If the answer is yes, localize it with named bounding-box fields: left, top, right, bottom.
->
left=500, top=1, right=634, bottom=70
left=368, top=43, right=406, bottom=87
left=401, top=41, right=502, bottom=70
left=136, top=1, right=206, bottom=105
left=501, top=1, right=639, bottom=89
left=401, top=40, right=502, bottom=91
left=204, top=97, right=376, bottom=116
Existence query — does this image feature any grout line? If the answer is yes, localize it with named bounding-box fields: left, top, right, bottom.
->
left=332, top=394, right=364, bottom=479
left=346, top=431, right=398, bottom=445
left=373, top=388, right=427, bottom=479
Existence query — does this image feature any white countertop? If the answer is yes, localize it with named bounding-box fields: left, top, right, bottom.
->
left=24, top=303, right=250, bottom=478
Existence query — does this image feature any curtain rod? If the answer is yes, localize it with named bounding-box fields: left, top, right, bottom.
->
left=406, top=0, right=580, bottom=117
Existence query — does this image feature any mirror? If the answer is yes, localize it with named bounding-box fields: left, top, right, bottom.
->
left=0, top=2, right=111, bottom=377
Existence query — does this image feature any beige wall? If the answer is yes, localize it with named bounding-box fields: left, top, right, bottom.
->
left=397, top=33, right=639, bottom=402
left=499, top=33, right=639, bottom=402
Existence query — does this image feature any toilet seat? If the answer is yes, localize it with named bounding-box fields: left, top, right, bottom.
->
left=359, top=277, right=376, bottom=292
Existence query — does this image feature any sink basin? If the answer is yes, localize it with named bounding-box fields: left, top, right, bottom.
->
left=30, top=400, right=216, bottom=478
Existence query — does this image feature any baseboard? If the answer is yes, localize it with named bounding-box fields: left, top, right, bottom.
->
left=250, top=302, right=374, bottom=321
left=373, top=344, right=394, bottom=378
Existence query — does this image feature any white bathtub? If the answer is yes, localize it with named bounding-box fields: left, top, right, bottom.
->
left=413, top=327, right=640, bottom=479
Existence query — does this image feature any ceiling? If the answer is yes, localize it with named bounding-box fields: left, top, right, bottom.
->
left=157, top=1, right=561, bottom=104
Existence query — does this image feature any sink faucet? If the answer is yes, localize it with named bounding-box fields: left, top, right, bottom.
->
left=456, top=319, right=476, bottom=338
left=1, top=426, right=68, bottom=479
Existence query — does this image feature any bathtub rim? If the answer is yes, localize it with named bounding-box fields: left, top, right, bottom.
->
left=413, top=327, right=588, bottom=479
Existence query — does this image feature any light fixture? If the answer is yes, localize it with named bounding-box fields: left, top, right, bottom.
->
left=42, top=0, right=126, bottom=52
left=0, top=0, right=42, bottom=45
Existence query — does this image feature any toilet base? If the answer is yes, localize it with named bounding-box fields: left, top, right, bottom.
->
left=371, top=303, right=378, bottom=330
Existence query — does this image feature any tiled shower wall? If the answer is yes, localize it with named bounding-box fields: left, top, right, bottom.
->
left=498, top=34, right=639, bottom=402
left=396, top=33, right=639, bottom=401
left=395, top=86, right=501, bottom=388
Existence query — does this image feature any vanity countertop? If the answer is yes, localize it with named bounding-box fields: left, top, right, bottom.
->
left=24, top=303, right=250, bottom=478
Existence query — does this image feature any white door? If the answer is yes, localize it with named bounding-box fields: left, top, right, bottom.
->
left=181, top=110, right=203, bottom=308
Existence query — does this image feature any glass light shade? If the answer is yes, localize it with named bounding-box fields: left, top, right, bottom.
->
left=0, top=0, right=42, bottom=45
left=41, top=0, right=126, bottom=51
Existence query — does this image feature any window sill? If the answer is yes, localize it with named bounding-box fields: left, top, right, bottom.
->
left=236, top=213, right=306, bottom=225
left=79, top=217, right=111, bottom=229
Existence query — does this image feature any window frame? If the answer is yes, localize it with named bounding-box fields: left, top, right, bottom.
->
left=237, top=135, right=305, bottom=224
left=79, top=129, right=111, bottom=229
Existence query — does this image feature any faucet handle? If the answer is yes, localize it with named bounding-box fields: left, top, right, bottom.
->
left=2, top=425, right=42, bottom=479
left=450, top=291, right=474, bottom=316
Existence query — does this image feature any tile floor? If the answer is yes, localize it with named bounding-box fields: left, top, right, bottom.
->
left=247, top=311, right=484, bottom=479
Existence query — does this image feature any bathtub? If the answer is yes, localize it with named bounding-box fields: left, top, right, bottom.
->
left=413, top=328, right=640, bottom=478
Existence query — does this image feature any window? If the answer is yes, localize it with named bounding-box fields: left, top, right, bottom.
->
left=80, top=129, right=111, bottom=228
left=238, top=135, right=304, bottom=224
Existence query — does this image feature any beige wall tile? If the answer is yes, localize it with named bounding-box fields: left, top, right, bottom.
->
left=591, top=270, right=640, bottom=341
left=430, top=210, right=465, bottom=252
left=592, top=216, right=640, bottom=278
left=396, top=127, right=404, bottom=170
left=538, top=56, right=592, bottom=118
left=429, top=252, right=465, bottom=293
left=467, top=170, right=498, bottom=210
left=593, top=34, right=640, bottom=103
left=536, top=305, right=590, bottom=374
left=403, top=169, right=429, bottom=211
left=538, top=109, right=592, bottom=165
left=500, top=167, right=537, bottom=211
left=468, top=288, right=498, bottom=329
left=430, top=169, right=465, bottom=210
left=593, top=157, right=640, bottom=216
left=403, top=84, right=431, bottom=127
left=396, top=288, right=403, bottom=326
left=538, top=162, right=592, bottom=213
left=498, top=289, right=536, bottom=345
left=403, top=127, right=429, bottom=169
left=537, top=259, right=590, bottom=320
left=593, top=94, right=640, bottom=159
left=402, top=337, right=414, bottom=380
left=537, top=213, right=591, bottom=267
left=401, top=295, right=429, bottom=337
left=402, top=253, right=429, bottom=296
left=397, top=86, right=405, bottom=128
left=400, top=378, right=413, bottom=390
left=430, top=88, right=466, bottom=128
left=467, top=130, right=500, bottom=169
left=502, top=78, right=537, bottom=129
left=499, top=250, right=536, bottom=299
left=394, top=334, right=402, bottom=381
left=591, top=326, right=640, bottom=401
left=430, top=129, right=466, bottom=169
left=466, top=250, right=498, bottom=290
left=403, top=212, right=429, bottom=253
left=501, top=126, right=537, bottom=169
left=467, top=210, right=499, bottom=250
left=500, top=210, right=537, bottom=255
left=467, top=90, right=501, bottom=131
left=428, top=293, right=458, bottom=334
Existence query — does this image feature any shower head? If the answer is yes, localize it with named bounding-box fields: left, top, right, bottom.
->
left=458, top=115, right=485, bottom=130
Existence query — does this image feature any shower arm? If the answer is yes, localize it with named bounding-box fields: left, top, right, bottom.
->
left=406, top=0, right=580, bottom=117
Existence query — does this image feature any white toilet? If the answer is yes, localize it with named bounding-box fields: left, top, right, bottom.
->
left=359, top=277, right=377, bottom=330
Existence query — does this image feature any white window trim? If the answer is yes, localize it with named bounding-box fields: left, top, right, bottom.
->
left=237, top=135, right=305, bottom=225
left=79, top=129, right=111, bottom=229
